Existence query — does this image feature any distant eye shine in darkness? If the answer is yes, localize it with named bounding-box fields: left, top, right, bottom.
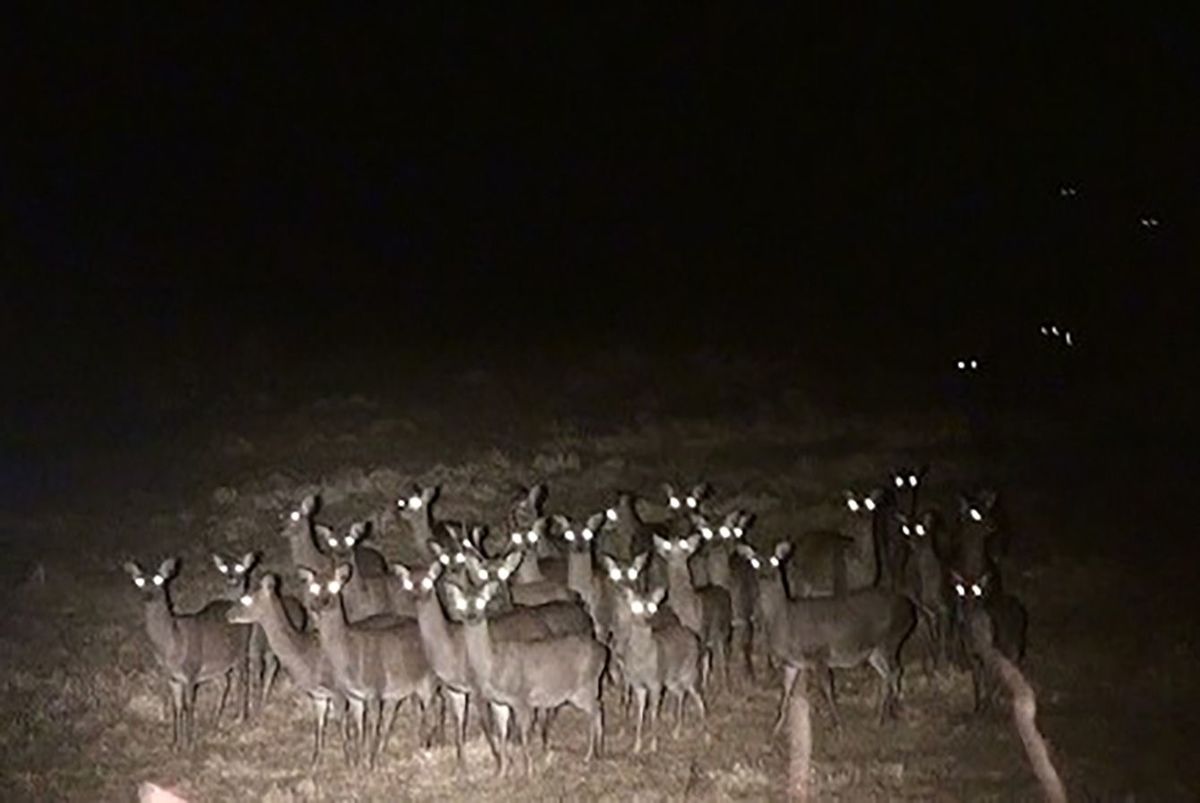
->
left=1058, top=185, right=1077, bottom=197
left=1140, top=216, right=1160, bottom=229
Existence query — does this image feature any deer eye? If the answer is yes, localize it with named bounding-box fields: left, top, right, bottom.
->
left=605, top=508, right=618, bottom=522
left=152, top=575, right=164, bottom=586
left=240, top=595, right=253, bottom=607
left=327, top=581, right=342, bottom=595
left=626, top=568, right=638, bottom=581
left=402, top=577, right=414, bottom=591
left=668, top=496, right=681, bottom=509
left=971, top=583, right=983, bottom=597
left=474, top=597, right=486, bottom=611
left=408, top=496, right=423, bottom=510
left=863, top=497, right=876, bottom=511
left=769, top=557, right=780, bottom=567
left=454, top=553, right=467, bottom=565
left=894, top=476, right=904, bottom=488
left=290, top=511, right=302, bottom=522
left=582, top=529, right=594, bottom=541
left=969, top=508, right=983, bottom=522
left=511, top=532, right=524, bottom=545
left=476, top=569, right=489, bottom=581
left=309, top=582, right=322, bottom=595
left=564, top=530, right=576, bottom=542
left=134, top=576, right=146, bottom=588
left=630, top=600, right=645, bottom=615
left=970, top=359, right=979, bottom=369
left=343, top=537, right=354, bottom=548
left=455, top=597, right=468, bottom=612
left=686, top=496, right=697, bottom=509
left=438, top=554, right=451, bottom=566
left=421, top=577, right=435, bottom=591
left=234, top=564, right=245, bottom=574
left=901, top=525, right=911, bottom=535
left=701, top=527, right=713, bottom=540
left=527, top=531, right=539, bottom=543
left=497, top=568, right=512, bottom=581
left=662, top=541, right=673, bottom=552
left=733, top=527, right=744, bottom=538
left=846, top=498, right=860, bottom=512
left=719, top=526, right=732, bottom=539
left=327, top=537, right=339, bottom=548
left=609, top=569, right=622, bottom=581
left=956, top=360, right=966, bottom=370
left=908, top=475, right=918, bottom=487
left=954, top=583, right=966, bottom=597
left=677, top=540, right=691, bottom=552
left=915, top=524, right=926, bottom=536
left=750, top=558, right=761, bottom=569
left=647, top=601, right=658, bottom=614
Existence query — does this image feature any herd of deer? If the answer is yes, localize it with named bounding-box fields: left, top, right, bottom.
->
left=123, top=470, right=1028, bottom=778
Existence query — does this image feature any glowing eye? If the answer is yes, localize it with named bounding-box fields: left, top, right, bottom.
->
left=719, top=526, right=732, bottom=539
left=749, top=558, right=761, bottom=569
left=582, top=529, right=594, bottom=541
left=846, top=499, right=860, bottom=512
left=969, top=509, right=983, bottom=522
left=647, top=602, right=658, bottom=614
left=909, top=475, right=918, bottom=487
left=677, top=540, right=691, bottom=552
left=402, top=577, right=414, bottom=591
left=152, top=575, right=164, bottom=586
left=954, top=583, right=966, bottom=597
left=1051, top=325, right=1059, bottom=336
left=134, top=577, right=146, bottom=588
left=511, top=532, right=523, bottom=544
left=327, top=581, right=342, bottom=595
left=1040, top=325, right=1049, bottom=335
left=957, top=360, right=966, bottom=370
left=421, top=577, right=434, bottom=591
left=408, top=496, right=423, bottom=510
left=240, top=594, right=253, bottom=607
left=309, top=582, right=322, bottom=595
left=290, top=511, right=301, bottom=522
left=1064, top=331, right=1073, bottom=347
left=498, top=568, right=511, bottom=581
left=630, top=600, right=645, bottom=615
left=527, top=531, right=539, bottom=543
left=769, top=557, right=780, bottom=567
left=626, top=568, right=638, bottom=581
left=609, top=569, right=622, bottom=581
left=701, top=527, right=713, bottom=540
left=438, top=554, right=451, bottom=566
left=915, top=524, right=926, bottom=536
left=343, top=537, right=354, bottom=547
left=971, top=584, right=983, bottom=597
left=662, top=541, right=673, bottom=552
left=234, top=564, right=245, bottom=574
left=970, top=360, right=979, bottom=370
left=454, top=553, right=467, bottom=565
left=474, top=598, right=486, bottom=611
left=733, top=527, right=744, bottom=538
left=605, top=508, right=618, bottom=522
left=455, top=597, right=468, bottom=612
left=668, top=497, right=681, bottom=509
left=686, top=496, right=697, bottom=509
left=477, top=569, right=489, bottom=581
left=564, top=530, right=576, bottom=542
left=864, top=498, right=876, bottom=511
left=894, top=476, right=904, bottom=488
left=901, top=525, right=911, bottom=535
left=327, top=537, right=339, bottom=548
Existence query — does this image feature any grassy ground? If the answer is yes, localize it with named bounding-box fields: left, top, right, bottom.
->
left=1, top=347, right=1195, bottom=801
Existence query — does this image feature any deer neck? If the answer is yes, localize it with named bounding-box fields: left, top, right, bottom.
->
left=461, top=618, right=497, bottom=688
left=313, top=599, right=355, bottom=675
left=566, top=551, right=596, bottom=604
left=665, top=557, right=702, bottom=633
left=705, top=544, right=732, bottom=589
left=415, top=593, right=462, bottom=667
left=514, top=551, right=543, bottom=583
left=757, top=572, right=789, bottom=634
left=627, top=618, right=655, bottom=663
left=286, top=520, right=327, bottom=569
left=258, top=595, right=319, bottom=678
left=143, top=592, right=179, bottom=657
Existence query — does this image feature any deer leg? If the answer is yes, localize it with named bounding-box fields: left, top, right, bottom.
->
left=184, top=680, right=199, bottom=750
left=445, top=689, right=468, bottom=764
left=311, top=696, right=329, bottom=767
left=261, top=652, right=280, bottom=712
left=539, top=706, right=556, bottom=750
left=213, top=669, right=231, bottom=729
left=773, top=664, right=799, bottom=735
left=687, top=682, right=706, bottom=725
left=379, top=697, right=404, bottom=763
left=168, top=680, right=184, bottom=751
left=632, top=686, right=647, bottom=754
left=819, top=661, right=841, bottom=729
left=647, top=686, right=661, bottom=752
left=514, top=705, right=534, bottom=776
left=867, top=649, right=896, bottom=723
left=491, top=703, right=510, bottom=776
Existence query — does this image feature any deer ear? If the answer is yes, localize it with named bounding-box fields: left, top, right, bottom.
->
left=648, top=586, right=667, bottom=606
left=528, top=484, right=548, bottom=509
left=424, top=484, right=441, bottom=503
left=334, top=564, right=353, bottom=585
left=691, top=482, right=712, bottom=500
left=773, top=542, right=792, bottom=561
left=427, top=540, right=446, bottom=557
left=301, top=495, right=318, bottom=515
left=598, top=554, right=618, bottom=573
left=158, top=558, right=179, bottom=579
left=662, top=483, right=677, bottom=498
left=501, top=550, right=524, bottom=575
left=123, top=561, right=143, bottom=578
left=392, top=563, right=411, bottom=582
left=350, top=521, right=368, bottom=539
left=652, top=535, right=669, bottom=555
left=297, top=567, right=317, bottom=585
left=314, top=524, right=334, bottom=542
left=261, top=574, right=278, bottom=592
left=978, top=488, right=998, bottom=511
left=212, top=554, right=229, bottom=573
left=551, top=514, right=571, bottom=532
left=686, top=534, right=701, bottom=552
left=240, top=552, right=258, bottom=570
left=632, top=552, right=649, bottom=572
left=735, top=544, right=755, bottom=561
left=444, top=582, right=467, bottom=609
left=586, top=512, right=606, bottom=531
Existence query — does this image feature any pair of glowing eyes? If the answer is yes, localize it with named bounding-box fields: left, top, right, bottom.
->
left=629, top=600, right=659, bottom=615
left=954, top=582, right=984, bottom=598
left=667, top=496, right=699, bottom=510
left=563, top=529, right=594, bottom=543
left=510, top=530, right=540, bottom=546
left=699, top=526, right=741, bottom=541
left=438, top=553, right=468, bottom=566
left=218, top=563, right=247, bottom=575
left=893, top=475, right=919, bottom=488
left=327, top=536, right=357, bottom=549
left=475, top=568, right=512, bottom=582
left=608, top=567, right=639, bottom=582
left=397, top=496, right=423, bottom=511
left=846, top=497, right=876, bottom=513
left=900, top=524, right=928, bottom=537
left=1041, top=325, right=1075, bottom=347
left=133, top=575, right=165, bottom=588
left=956, top=359, right=980, bottom=370
left=747, top=556, right=780, bottom=570
left=400, top=577, right=436, bottom=592
left=308, top=580, right=343, bottom=595
left=661, top=540, right=693, bottom=553
left=968, top=508, right=984, bottom=522
left=455, top=596, right=487, bottom=612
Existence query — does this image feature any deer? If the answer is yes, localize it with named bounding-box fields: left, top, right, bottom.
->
left=614, top=585, right=705, bottom=753
left=298, top=562, right=437, bottom=768
left=124, top=558, right=252, bottom=750
left=892, top=510, right=952, bottom=672
left=462, top=540, right=575, bottom=608
left=226, top=574, right=348, bottom=765
left=212, top=551, right=308, bottom=712
left=949, top=569, right=1027, bottom=713
left=692, top=510, right=758, bottom=679
left=396, top=483, right=461, bottom=563
left=444, top=579, right=607, bottom=776
left=279, top=494, right=332, bottom=572
left=653, top=533, right=733, bottom=690
left=505, top=484, right=567, bottom=585
left=320, top=521, right=414, bottom=622
left=737, top=542, right=915, bottom=729
left=603, top=491, right=669, bottom=589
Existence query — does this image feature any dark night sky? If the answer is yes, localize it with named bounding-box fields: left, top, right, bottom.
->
left=4, top=7, right=1199, bottom=400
